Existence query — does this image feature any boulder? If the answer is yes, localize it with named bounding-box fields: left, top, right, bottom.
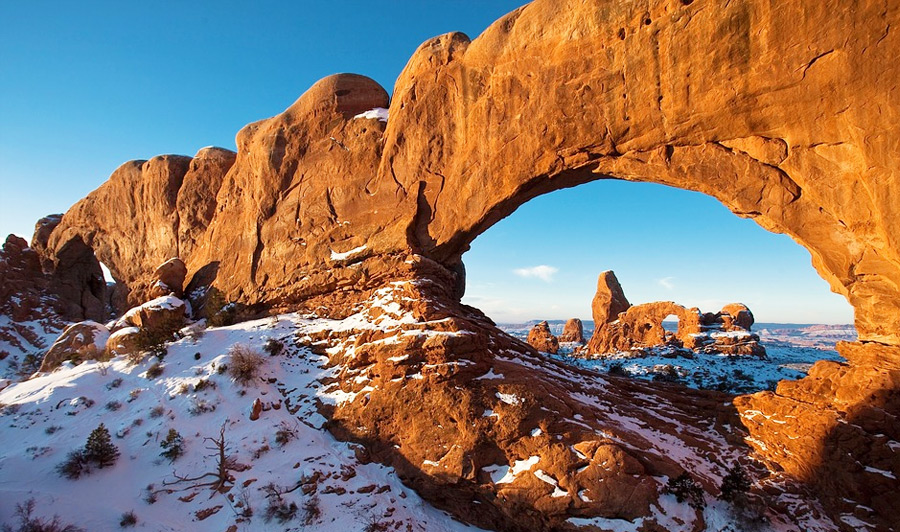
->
left=527, top=321, right=559, bottom=354
left=39, top=321, right=110, bottom=372
left=150, top=257, right=187, bottom=298
left=559, top=318, right=585, bottom=344
left=719, top=303, right=755, bottom=331
left=105, top=326, right=141, bottom=357
left=119, top=295, right=187, bottom=332
left=591, top=271, right=631, bottom=326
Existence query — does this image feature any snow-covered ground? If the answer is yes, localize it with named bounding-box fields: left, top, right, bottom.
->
left=0, top=313, right=485, bottom=532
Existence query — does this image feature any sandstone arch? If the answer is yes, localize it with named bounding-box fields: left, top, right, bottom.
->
left=382, top=0, right=900, bottom=347
left=29, top=1, right=900, bottom=528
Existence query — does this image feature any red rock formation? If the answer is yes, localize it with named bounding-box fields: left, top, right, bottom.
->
left=526, top=320, right=559, bottom=354
left=591, top=271, right=631, bottom=326
left=559, top=318, right=585, bottom=344
left=38, top=321, right=109, bottom=372
left=735, top=342, right=900, bottom=531
left=150, top=258, right=187, bottom=298
left=587, top=300, right=703, bottom=355
left=12, top=0, right=900, bottom=528
left=0, top=234, right=66, bottom=360
left=583, top=273, right=766, bottom=358
left=719, top=303, right=754, bottom=332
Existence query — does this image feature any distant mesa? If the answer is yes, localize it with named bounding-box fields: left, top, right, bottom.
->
left=583, top=271, right=766, bottom=358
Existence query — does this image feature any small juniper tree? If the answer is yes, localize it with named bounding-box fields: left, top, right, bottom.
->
left=83, top=423, right=119, bottom=468
left=160, top=428, right=185, bottom=462
left=719, top=464, right=752, bottom=502
left=665, top=472, right=706, bottom=510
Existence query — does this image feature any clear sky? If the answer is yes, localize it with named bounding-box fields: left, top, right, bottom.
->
left=0, top=1, right=853, bottom=325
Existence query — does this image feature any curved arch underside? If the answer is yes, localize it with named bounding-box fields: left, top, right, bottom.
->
left=35, top=1, right=900, bottom=528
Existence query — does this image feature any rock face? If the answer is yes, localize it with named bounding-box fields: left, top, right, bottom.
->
left=526, top=321, right=559, bottom=354
left=559, top=318, right=585, bottom=344
left=735, top=342, right=900, bottom=531
left=0, top=235, right=65, bottom=362
left=12, top=1, right=900, bottom=529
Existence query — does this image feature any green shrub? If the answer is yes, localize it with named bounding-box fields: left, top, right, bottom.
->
left=664, top=472, right=705, bottom=510
left=719, top=464, right=752, bottom=502
left=159, top=428, right=185, bottom=462
left=57, top=424, right=119, bottom=479
left=83, top=423, right=119, bottom=468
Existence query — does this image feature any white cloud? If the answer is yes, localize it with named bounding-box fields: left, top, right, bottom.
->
left=513, top=265, right=559, bottom=282
left=658, top=276, right=675, bottom=290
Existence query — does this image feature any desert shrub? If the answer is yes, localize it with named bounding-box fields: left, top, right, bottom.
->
left=45, top=425, right=61, bottom=435
left=149, top=405, right=165, bottom=418
left=263, top=338, right=284, bottom=357
left=204, top=288, right=240, bottom=327
left=227, top=344, right=265, bottom=386
left=106, top=378, right=123, bottom=390
left=193, top=378, right=214, bottom=392
left=262, top=483, right=298, bottom=523
left=143, top=485, right=157, bottom=505
left=719, top=464, right=752, bottom=502
left=159, top=428, right=185, bottom=462
left=56, top=450, right=87, bottom=480
left=0, top=498, right=84, bottom=532
left=19, top=353, right=43, bottom=376
left=607, top=362, right=628, bottom=376
left=145, top=362, right=163, bottom=379
left=188, top=398, right=216, bottom=416
left=216, top=363, right=227, bottom=375
left=363, top=514, right=390, bottom=532
left=264, top=499, right=297, bottom=524
left=105, top=400, right=122, bottom=411
left=133, top=311, right=184, bottom=359
left=302, top=495, right=321, bottom=525
left=252, top=444, right=270, bottom=460
left=651, top=364, right=682, bottom=383
left=664, top=472, right=705, bottom=510
left=275, top=422, right=297, bottom=447
left=118, top=511, right=137, bottom=528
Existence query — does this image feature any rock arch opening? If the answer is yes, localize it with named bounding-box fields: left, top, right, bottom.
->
left=462, top=179, right=854, bottom=393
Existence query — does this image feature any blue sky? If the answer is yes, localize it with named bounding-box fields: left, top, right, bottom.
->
left=0, top=1, right=853, bottom=324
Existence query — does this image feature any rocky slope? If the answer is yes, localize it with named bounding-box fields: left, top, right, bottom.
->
left=3, top=0, right=899, bottom=530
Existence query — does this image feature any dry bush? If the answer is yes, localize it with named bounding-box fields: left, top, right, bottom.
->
left=1, top=498, right=84, bottom=532
left=227, top=344, right=265, bottom=386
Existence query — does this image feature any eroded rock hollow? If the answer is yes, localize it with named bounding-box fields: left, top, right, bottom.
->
left=17, top=0, right=900, bottom=530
